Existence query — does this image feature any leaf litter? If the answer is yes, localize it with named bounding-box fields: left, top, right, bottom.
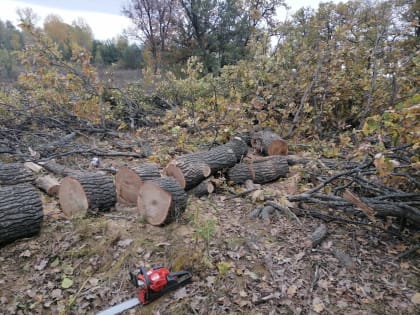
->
left=0, top=130, right=419, bottom=315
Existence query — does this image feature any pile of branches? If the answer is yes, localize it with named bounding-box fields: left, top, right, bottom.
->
left=288, top=146, right=420, bottom=228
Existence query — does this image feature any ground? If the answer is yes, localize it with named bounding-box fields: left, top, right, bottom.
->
left=0, top=130, right=419, bottom=315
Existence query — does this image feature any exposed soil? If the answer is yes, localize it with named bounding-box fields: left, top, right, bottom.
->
left=0, top=130, right=419, bottom=315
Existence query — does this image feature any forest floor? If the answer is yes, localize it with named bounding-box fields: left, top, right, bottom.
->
left=0, top=128, right=419, bottom=315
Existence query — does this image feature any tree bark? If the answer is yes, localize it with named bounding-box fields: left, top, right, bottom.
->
left=137, top=177, right=187, bottom=226
left=251, top=130, right=288, bottom=156
left=58, top=173, right=116, bottom=218
left=228, top=156, right=289, bottom=184
left=115, top=163, right=161, bottom=205
left=0, top=183, right=43, bottom=246
left=41, top=160, right=82, bottom=177
left=0, top=163, right=35, bottom=185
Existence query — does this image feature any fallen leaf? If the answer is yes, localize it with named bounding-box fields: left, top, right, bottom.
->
left=35, top=259, right=48, bottom=271
left=287, top=285, right=298, bottom=297
left=51, top=289, right=62, bottom=299
left=312, top=297, right=325, bottom=313
left=239, top=290, right=248, bottom=297
left=117, top=239, right=133, bottom=248
left=61, top=277, right=73, bottom=289
left=174, top=287, right=188, bottom=300
left=19, top=250, right=32, bottom=258
left=251, top=189, right=264, bottom=203
left=295, top=251, right=305, bottom=261
left=411, top=292, right=420, bottom=304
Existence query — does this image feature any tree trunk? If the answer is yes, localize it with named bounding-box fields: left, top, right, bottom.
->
left=115, top=164, right=161, bottom=205
left=251, top=130, right=288, bottom=156
left=227, top=156, right=289, bottom=184
left=0, top=163, right=35, bottom=185
left=58, top=173, right=116, bottom=218
left=35, top=175, right=60, bottom=196
left=0, top=183, right=43, bottom=246
left=137, top=177, right=187, bottom=226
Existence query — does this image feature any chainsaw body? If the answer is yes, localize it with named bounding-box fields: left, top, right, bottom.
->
left=130, top=267, right=192, bottom=305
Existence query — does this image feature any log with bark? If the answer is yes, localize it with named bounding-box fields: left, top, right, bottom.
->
left=251, top=130, right=288, bottom=156
left=165, top=137, right=248, bottom=189
left=58, top=173, right=116, bottom=217
left=0, top=183, right=43, bottom=246
left=41, top=160, right=82, bottom=177
left=115, top=163, right=161, bottom=205
left=0, top=163, right=35, bottom=185
left=227, top=156, right=289, bottom=184
left=137, top=177, right=187, bottom=226
left=187, top=178, right=215, bottom=197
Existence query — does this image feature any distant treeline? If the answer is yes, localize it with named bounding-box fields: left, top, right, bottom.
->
left=0, top=15, right=143, bottom=80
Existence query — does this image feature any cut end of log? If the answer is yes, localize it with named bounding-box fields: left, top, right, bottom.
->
left=165, top=164, right=186, bottom=189
left=267, top=139, right=288, bottom=156
left=115, top=166, right=143, bottom=205
left=137, top=181, right=173, bottom=225
left=58, top=177, right=89, bottom=218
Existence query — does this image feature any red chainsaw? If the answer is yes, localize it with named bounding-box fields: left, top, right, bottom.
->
left=97, top=267, right=192, bottom=315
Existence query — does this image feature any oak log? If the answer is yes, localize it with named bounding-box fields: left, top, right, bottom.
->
left=251, top=130, right=288, bottom=156
left=137, top=177, right=187, bottom=226
left=0, top=163, right=35, bottom=185
left=0, top=184, right=43, bottom=246
left=58, top=173, right=116, bottom=218
left=115, top=163, right=161, bottom=205
left=227, top=156, right=289, bottom=184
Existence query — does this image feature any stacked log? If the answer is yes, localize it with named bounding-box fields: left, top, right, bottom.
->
left=0, top=183, right=43, bottom=246
left=115, top=163, right=161, bottom=205
left=58, top=173, right=116, bottom=218
left=166, top=137, right=248, bottom=189
left=0, top=163, right=35, bottom=185
left=228, top=156, right=289, bottom=184
left=137, top=177, right=187, bottom=226
left=251, top=130, right=288, bottom=156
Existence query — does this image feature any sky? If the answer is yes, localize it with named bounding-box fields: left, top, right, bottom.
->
left=0, top=0, right=339, bottom=41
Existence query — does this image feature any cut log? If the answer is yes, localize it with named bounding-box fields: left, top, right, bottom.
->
left=58, top=173, right=116, bottom=218
left=115, top=164, right=161, bottom=205
left=165, top=161, right=211, bottom=190
left=227, top=156, right=289, bottom=184
left=137, top=177, right=187, bottom=226
left=251, top=130, right=288, bottom=156
left=0, top=163, right=35, bottom=185
left=0, top=183, right=43, bottom=246
left=165, top=138, right=247, bottom=189
left=187, top=179, right=215, bottom=197
left=35, top=175, right=60, bottom=196
left=220, top=137, right=249, bottom=161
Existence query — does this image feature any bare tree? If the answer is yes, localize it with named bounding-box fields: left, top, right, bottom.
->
left=123, top=0, right=177, bottom=73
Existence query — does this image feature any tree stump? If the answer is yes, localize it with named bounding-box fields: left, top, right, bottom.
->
left=0, top=183, right=43, bottom=246
left=251, top=130, right=288, bottom=155
left=115, top=163, right=161, bottom=205
left=228, top=156, right=289, bottom=184
left=58, top=173, right=116, bottom=217
left=0, top=163, right=35, bottom=185
left=137, top=177, right=187, bottom=226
